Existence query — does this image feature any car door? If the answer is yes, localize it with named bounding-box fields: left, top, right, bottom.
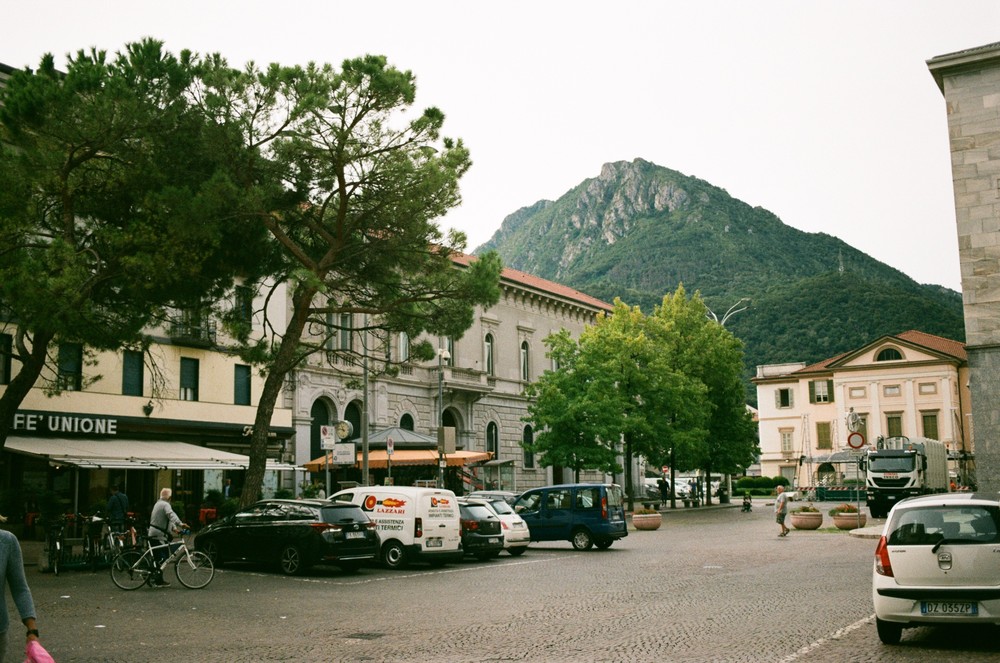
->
left=536, top=488, right=573, bottom=541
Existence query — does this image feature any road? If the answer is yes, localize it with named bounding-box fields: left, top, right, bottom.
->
left=12, top=502, right=1000, bottom=662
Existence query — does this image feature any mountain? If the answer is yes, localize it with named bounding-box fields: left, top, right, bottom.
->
left=475, top=159, right=965, bottom=401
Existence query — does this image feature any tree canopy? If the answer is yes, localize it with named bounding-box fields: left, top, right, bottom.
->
left=524, top=286, right=757, bottom=506
left=0, top=40, right=271, bottom=447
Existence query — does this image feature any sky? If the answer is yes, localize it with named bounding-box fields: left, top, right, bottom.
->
left=4, top=1, right=999, bottom=292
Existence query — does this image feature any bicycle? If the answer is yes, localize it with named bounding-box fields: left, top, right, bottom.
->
left=44, top=516, right=66, bottom=576
left=110, top=531, right=214, bottom=590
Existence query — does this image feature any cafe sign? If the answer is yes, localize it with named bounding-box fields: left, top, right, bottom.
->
left=13, top=412, right=119, bottom=436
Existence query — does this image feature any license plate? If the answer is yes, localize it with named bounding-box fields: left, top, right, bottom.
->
left=425, top=538, right=443, bottom=548
left=489, top=538, right=500, bottom=544
left=921, top=601, right=978, bottom=615
left=345, top=531, right=365, bottom=539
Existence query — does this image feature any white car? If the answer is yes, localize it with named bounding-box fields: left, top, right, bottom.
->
left=872, top=492, right=1000, bottom=645
left=464, top=496, right=530, bottom=556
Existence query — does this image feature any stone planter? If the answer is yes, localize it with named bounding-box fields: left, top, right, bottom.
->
left=631, top=512, right=662, bottom=531
left=789, top=511, right=823, bottom=530
left=832, top=513, right=867, bottom=530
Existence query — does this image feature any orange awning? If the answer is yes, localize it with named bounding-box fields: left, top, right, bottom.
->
left=303, top=449, right=492, bottom=472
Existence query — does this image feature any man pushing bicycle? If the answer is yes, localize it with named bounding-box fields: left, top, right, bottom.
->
left=147, top=488, right=190, bottom=587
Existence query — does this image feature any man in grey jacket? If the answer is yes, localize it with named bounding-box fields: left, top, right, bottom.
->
left=147, top=488, right=189, bottom=587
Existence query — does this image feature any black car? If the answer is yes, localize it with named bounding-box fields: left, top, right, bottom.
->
left=457, top=499, right=504, bottom=560
left=194, top=499, right=379, bottom=575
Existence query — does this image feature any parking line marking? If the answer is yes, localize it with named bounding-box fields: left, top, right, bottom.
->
left=777, top=614, right=874, bottom=662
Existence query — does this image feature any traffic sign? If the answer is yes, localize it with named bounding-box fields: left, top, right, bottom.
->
left=387, top=437, right=394, bottom=456
left=320, top=425, right=335, bottom=450
left=847, top=431, right=866, bottom=449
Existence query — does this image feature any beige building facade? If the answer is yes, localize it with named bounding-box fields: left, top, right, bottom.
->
left=753, top=331, right=971, bottom=489
left=928, top=43, right=1000, bottom=493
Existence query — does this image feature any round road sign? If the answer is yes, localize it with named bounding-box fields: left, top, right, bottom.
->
left=847, top=431, right=866, bottom=449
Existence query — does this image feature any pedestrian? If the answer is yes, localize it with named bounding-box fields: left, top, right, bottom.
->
left=223, top=478, right=234, bottom=499
left=0, top=526, right=43, bottom=663
left=657, top=478, right=669, bottom=508
left=106, top=484, right=129, bottom=532
left=774, top=485, right=790, bottom=537
left=147, top=488, right=189, bottom=587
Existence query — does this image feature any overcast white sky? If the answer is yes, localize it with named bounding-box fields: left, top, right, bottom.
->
left=4, top=1, right=998, bottom=291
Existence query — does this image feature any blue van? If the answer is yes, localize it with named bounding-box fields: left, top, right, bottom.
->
left=513, top=483, right=628, bottom=550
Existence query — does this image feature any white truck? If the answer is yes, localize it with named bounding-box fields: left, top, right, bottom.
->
left=863, top=435, right=948, bottom=519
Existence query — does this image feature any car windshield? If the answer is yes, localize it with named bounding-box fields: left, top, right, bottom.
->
left=869, top=455, right=915, bottom=472
left=461, top=504, right=494, bottom=520
left=887, top=505, right=1000, bottom=545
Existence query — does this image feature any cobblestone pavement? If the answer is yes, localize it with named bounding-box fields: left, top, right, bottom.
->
left=9, top=501, right=1000, bottom=662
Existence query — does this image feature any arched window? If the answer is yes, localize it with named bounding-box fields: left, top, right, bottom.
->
left=399, top=413, right=414, bottom=431
left=484, top=333, right=495, bottom=376
left=522, top=425, right=535, bottom=469
left=520, top=341, right=530, bottom=381
left=486, top=421, right=498, bottom=457
left=876, top=347, right=903, bottom=362
left=309, top=400, right=332, bottom=463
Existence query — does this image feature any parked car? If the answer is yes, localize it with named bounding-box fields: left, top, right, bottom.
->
left=457, top=499, right=504, bottom=560
left=642, top=477, right=688, bottom=501
left=331, top=485, right=464, bottom=569
left=194, top=499, right=379, bottom=575
left=872, top=492, right=1000, bottom=644
left=466, top=496, right=530, bottom=556
left=467, top=490, right=520, bottom=505
left=513, top=483, right=628, bottom=550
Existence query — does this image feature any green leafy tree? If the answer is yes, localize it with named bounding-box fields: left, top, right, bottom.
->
left=0, top=41, right=271, bottom=448
left=649, top=287, right=759, bottom=503
left=197, top=55, right=502, bottom=506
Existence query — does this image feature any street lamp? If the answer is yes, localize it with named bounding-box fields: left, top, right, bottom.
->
left=437, top=347, right=451, bottom=489
left=706, top=297, right=751, bottom=327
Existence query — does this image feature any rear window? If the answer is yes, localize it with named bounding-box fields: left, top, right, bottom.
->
left=460, top=504, right=494, bottom=520
left=488, top=500, right=514, bottom=515
left=887, top=505, right=1000, bottom=546
left=320, top=504, right=369, bottom=524
left=606, top=485, right=624, bottom=507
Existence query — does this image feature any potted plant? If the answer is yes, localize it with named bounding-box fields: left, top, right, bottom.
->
left=789, top=504, right=823, bottom=530
left=829, top=503, right=867, bottom=530
left=631, top=508, right=662, bottom=531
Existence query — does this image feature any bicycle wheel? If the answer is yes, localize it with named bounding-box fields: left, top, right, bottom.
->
left=174, top=550, right=214, bottom=589
left=49, top=545, right=59, bottom=577
left=111, top=551, right=152, bottom=590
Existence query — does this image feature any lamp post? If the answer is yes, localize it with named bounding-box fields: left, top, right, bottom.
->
left=437, top=347, right=451, bottom=489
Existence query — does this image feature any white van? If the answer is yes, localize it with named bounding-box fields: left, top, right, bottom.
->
left=330, top=486, right=463, bottom=569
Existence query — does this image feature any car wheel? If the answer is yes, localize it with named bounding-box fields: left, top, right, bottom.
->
left=875, top=618, right=902, bottom=645
left=507, top=547, right=527, bottom=557
left=571, top=528, right=594, bottom=550
left=201, top=541, right=223, bottom=567
left=278, top=545, right=306, bottom=576
left=381, top=540, right=408, bottom=569
left=595, top=539, right=613, bottom=550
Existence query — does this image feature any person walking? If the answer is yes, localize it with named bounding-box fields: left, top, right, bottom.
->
left=147, top=488, right=189, bottom=587
left=774, top=485, right=790, bottom=537
left=0, top=528, right=43, bottom=663
left=657, top=478, right=669, bottom=508
left=105, top=484, right=129, bottom=533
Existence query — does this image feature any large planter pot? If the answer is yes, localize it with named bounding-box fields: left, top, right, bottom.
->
left=790, top=511, right=823, bottom=530
left=832, top=513, right=867, bottom=530
left=632, top=512, right=662, bottom=531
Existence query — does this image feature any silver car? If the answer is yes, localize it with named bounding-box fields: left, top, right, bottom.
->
left=872, top=492, right=1000, bottom=644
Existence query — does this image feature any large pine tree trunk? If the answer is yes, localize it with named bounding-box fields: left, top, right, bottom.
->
left=0, top=328, right=56, bottom=449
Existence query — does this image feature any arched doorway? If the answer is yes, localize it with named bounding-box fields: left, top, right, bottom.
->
left=399, top=413, right=414, bottom=431
left=309, top=400, right=333, bottom=462
left=344, top=401, right=363, bottom=441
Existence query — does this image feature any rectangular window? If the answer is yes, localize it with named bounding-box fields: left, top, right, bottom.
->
left=122, top=350, right=144, bottom=397
left=849, top=387, right=866, bottom=399
left=780, top=429, right=794, bottom=453
left=58, top=343, right=83, bottom=391
left=520, top=342, right=529, bottom=381
left=325, top=311, right=335, bottom=351
left=883, top=384, right=901, bottom=398
left=809, top=380, right=833, bottom=404
left=339, top=313, right=353, bottom=351
left=234, top=364, right=251, bottom=405
left=886, top=413, right=903, bottom=438
left=180, top=357, right=199, bottom=401
left=234, top=285, right=253, bottom=330
left=816, top=421, right=832, bottom=449
left=922, top=412, right=939, bottom=440
left=0, top=333, right=11, bottom=385
left=775, top=388, right=794, bottom=409
left=918, top=382, right=938, bottom=395
left=399, top=332, right=410, bottom=362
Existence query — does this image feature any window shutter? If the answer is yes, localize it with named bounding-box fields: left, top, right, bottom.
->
left=774, top=390, right=781, bottom=408
left=826, top=380, right=834, bottom=403
left=808, top=381, right=816, bottom=403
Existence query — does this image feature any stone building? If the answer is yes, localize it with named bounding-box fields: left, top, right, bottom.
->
left=928, top=43, right=1000, bottom=493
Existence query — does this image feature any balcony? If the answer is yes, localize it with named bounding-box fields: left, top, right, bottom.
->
left=169, top=318, right=217, bottom=348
